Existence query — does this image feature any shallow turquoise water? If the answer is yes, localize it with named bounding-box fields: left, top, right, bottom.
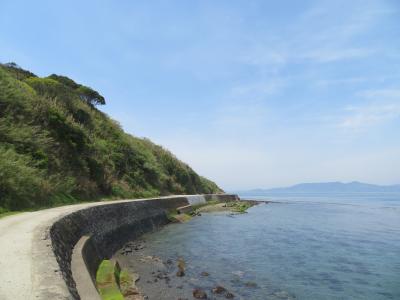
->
left=134, top=193, right=400, bottom=299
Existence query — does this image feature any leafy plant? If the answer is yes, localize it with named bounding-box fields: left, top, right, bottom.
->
left=0, top=63, right=222, bottom=211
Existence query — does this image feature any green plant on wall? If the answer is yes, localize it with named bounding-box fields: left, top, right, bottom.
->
left=96, top=260, right=141, bottom=300
left=96, top=260, right=124, bottom=300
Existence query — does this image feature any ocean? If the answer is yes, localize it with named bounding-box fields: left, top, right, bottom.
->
left=115, top=193, right=400, bottom=299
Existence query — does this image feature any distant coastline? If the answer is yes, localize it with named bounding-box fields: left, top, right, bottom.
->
left=236, top=181, right=400, bottom=196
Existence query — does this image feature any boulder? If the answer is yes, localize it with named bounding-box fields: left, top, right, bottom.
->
left=193, top=288, right=208, bottom=299
left=212, top=286, right=226, bottom=294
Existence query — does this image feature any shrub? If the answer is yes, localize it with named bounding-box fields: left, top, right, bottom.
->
left=0, top=64, right=222, bottom=211
left=0, top=146, right=45, bottom=210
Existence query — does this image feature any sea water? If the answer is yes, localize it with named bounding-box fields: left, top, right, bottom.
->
left=121, top=193, right=400, bottom=299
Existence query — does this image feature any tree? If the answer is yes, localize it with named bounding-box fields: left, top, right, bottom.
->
left=48, top=74, right=106, bottom=106
left=48, top=74, right=80, bottom=89
left=76, top=85, right=106, bottom=106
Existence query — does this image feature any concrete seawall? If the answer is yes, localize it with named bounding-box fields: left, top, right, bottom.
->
left=44, top=194, right=239, bottom=299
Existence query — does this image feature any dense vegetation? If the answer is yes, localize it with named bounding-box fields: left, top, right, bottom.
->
left=0, top=63, right=221, bottom=212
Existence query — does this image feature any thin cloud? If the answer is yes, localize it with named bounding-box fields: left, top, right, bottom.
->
left=237, top=2, right=387, bottom=71
left=358, top=88, right=400, bottom=99
left=340, top=88, right=400, bottom=129
left=230, top=79, right=285, bottom=99
left=339, top=103, right=400, bottom=129
left=304, top=48, right=374, bottom=63
left=316, top=77, right=369, bottom=87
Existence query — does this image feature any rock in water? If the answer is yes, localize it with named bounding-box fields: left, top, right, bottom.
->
left=212, top=286, right=227, bottom=294
left=193, top=288, right=208, bottom=299
left=244, top=281, right=258, bottom=288
left=176, top=257, right=186, bottom=277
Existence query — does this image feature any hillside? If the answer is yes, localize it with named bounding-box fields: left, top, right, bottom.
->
left=0, top=63, right=221, bottom=212
left=239, top=181, right=400, bottom=196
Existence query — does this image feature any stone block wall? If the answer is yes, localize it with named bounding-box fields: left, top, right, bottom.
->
left=48, top=194, right=239, bottom=299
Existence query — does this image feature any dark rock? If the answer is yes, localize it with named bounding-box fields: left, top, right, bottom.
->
left=177, top=257, right=186, bottom=277
left=225, top=292, right=235, bottom=299
left=200, top=271, right=209, bottom=276
left=212, top=286, right=227, bottom=294
left=245, top=281, right=258, bottom=288
left=134, top=243, right=145, bottom=250
left=193, top=288, right=207, bottom=299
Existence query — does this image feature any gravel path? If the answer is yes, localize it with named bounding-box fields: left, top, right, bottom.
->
left=0, top=199, right=150, bottom=300
left=0, top=195, right=217, bottom=299
left=0, top=203, right=99, bottom=300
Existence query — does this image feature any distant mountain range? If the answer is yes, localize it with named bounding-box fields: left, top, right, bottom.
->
left=237, top=182, right=400, bottom=196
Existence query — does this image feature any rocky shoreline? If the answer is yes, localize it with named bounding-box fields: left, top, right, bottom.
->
left=195, top=200, right=267, bottom=214
left=113, top=200, right=270, bottom=300
left=115, top=236, right=249, bottom=300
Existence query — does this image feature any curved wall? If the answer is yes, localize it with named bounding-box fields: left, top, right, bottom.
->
left=49, top=194, right=238, bottom=299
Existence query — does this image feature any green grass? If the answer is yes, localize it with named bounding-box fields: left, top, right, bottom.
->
left=0, top=211, right=22, bottom=219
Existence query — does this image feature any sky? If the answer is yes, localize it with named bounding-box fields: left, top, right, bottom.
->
left=1, top=0, right=399, bottom=190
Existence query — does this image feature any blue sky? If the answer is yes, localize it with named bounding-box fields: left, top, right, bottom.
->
left=1, top=0, right=399, bottom=190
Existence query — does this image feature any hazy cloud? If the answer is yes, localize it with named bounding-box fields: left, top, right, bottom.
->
left=340, top=103, right=400, bottom=129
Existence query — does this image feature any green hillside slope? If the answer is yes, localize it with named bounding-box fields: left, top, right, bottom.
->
left=0, top=63, right=221, bottom=212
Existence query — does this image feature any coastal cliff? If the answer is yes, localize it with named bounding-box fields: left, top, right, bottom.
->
left=0, top=63, right=221, bottom=213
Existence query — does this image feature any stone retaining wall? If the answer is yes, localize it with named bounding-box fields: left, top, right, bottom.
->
left=48, top=194, right=238, bottom=299
left=204, top=193, right=239, bottom=202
